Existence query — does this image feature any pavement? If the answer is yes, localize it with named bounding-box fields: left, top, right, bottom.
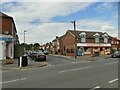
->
left=0, top=59, right=48, bottom=71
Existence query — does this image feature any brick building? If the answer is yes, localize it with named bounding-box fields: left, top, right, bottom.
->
left=0, top=12, right=19, bottom=60
left=51, top=36, right=64, bottom=55
left=62, top=30, right=112, bottom=57
left=111, top=37, right=120, bottom=52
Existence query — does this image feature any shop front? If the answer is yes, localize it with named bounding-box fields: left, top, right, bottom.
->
left=77, top=43, right=111, bottom=56
left=0, top=34, right=14, bottom=60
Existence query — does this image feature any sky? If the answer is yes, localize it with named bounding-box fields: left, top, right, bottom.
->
left=0, top=0, right=119, bottom=44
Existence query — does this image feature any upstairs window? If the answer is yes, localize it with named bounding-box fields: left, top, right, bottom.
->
left=95, top=37, right=99, bottom=43
left=104, top=37, right=108, bottom=43
left=94, top=33, right=100, bottom=43
left=103, top=33, right=109, bottom=43
left=79, top=32, right=86, bottom=43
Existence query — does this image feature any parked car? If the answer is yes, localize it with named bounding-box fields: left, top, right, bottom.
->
left=30, top=51, right=46, bottom=61
left=111, top=51, right=120, bottom=58
left=43, top=50, right=49, bottom=55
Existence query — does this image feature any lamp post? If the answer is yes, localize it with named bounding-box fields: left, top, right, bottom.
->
left=71, top=20, right=77, bottom=59
left=24, top=30, right=27, bottom=54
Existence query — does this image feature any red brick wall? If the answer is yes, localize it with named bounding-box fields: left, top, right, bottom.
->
left=62, top=31, right=75, bottom=56
left=0, top=18, right=12, bottom=34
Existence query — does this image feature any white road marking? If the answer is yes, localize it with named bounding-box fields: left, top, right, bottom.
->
left=108, top=78, right=118, bottom=83
left=59, top=66, right=93, bottom=73
left=90, top=86, right=100, bottom=90
left=104, top=62, right=117, bottom=65
left=0, top=78, right=27, bottom=84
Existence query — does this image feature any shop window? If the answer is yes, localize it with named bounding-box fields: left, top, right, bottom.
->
left=84, top=47, right=91, bottom=54
left=84, top=47, right=90, bottom=52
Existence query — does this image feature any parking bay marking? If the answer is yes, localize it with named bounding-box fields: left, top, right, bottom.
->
left=59, top=66, right=93, bottom=73
left=0, top=78, right=27, bottom=84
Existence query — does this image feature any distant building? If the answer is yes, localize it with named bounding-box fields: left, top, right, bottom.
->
left=51, top=36, right=64, bottom=55
left=0, top=12, right=19, bottom=60
left=111, top=37, right=120, bottom=51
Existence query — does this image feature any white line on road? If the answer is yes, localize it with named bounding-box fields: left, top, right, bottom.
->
left=108, top=78, right=118, bottom=83
left=90, top=86, right=100, bottom=90
left=0, top=78, right=27, bottom=84
left=59, top=66, right=93, bottom=73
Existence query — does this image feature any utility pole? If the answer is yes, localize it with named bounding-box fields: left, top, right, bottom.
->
left=24, top=30, right=27, bottom=54
left=71, top=20, right=77, bottom=59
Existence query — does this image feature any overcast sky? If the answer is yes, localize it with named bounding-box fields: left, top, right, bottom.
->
left=1, top=0, right=119, bottom=44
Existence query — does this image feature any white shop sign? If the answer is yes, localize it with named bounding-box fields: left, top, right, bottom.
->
left=77, top=43, right=111, bottom=47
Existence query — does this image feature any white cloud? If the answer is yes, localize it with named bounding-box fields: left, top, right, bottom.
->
left=77, top=19, right=118, bottom=37
left=1, top=2, right=94, bottom=44
left=1, top=2, right=118, bottom=44
left=2, top=2, right=93, bottom=21
left=95, top=2, right=114, bottom=13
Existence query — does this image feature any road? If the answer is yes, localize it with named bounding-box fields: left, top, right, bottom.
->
left=2, top=55, right=119, bottom=89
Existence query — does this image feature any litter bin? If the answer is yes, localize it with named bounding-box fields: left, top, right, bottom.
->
left=94, top=51, right=99, bottom=56
left=18, top=55, right=28, bottom=67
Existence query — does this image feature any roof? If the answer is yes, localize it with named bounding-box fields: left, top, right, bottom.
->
left=52, top=35, right=64, bottom=42
left=68, top=30, right=112, bottom=38
left=0, top=12, right=12, bottom=18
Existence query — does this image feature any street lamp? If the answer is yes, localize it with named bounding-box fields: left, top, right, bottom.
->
left=24, top=30, right=27, bottom=54
left=71, top=20, right=77, bottom=59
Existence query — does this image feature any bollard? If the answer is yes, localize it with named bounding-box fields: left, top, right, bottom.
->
left=19, top=57, right=22, bottom=68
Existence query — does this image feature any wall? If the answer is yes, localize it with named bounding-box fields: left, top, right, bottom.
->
left=62, top=31, right=75, bottom=56
left=0, top=18, right=12, bottom=34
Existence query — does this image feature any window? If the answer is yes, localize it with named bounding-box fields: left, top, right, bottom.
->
left=71, top=49, right=74, bottom=53
left=67, top=49, right=70, bottom=53
left=94, top=33, right=99, bottom=43
left=111, top=41, right=114, bottom=44
left=103, top=34, right=109, bottom=43
left=117, top=41, right=119, bottom=44
left=81, top=37, right=86, bottom=42
left=95, top=37, right=99, bottom=43
left=79, top=32, right=86, bottom=43
left=104, top=37, right=108, bottom=43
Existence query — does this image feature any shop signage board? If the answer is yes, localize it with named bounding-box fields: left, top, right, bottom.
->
left=77, top=43, right=111, bottom=47
left=0, top=38, right=13, bottom=41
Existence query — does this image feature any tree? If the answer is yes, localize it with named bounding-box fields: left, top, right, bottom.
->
left=33, top=43, right=40, bottom=51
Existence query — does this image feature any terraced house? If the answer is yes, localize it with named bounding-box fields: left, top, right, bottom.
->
left=51, top=36, right=64, bottom=55
left=0, top=12, right=19, bottom=60
left=62, top=30, right=112, bottom=57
